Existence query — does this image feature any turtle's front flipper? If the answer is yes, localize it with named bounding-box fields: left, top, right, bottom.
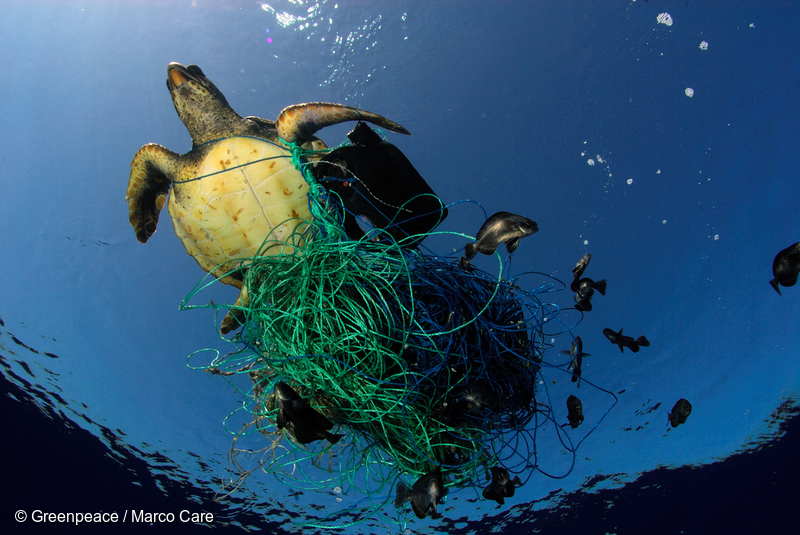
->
left=276, top=102, right=411, bottom=144
left=126, top=143, right=180, bottom=243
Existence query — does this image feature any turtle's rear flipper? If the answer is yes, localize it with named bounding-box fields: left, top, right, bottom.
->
left=276, top=102, right=410, bottom=144
left=220, top=286, right=249, bottom=335
left=126, top=143, right=179, bottom=243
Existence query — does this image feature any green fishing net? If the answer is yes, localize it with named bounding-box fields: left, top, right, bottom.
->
left=181, top=133, right=601, bottom=527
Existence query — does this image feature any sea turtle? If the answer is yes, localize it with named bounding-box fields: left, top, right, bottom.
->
left=126, top=63, right=410, bottom=333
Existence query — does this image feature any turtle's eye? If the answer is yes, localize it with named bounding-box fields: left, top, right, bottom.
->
left=187, top=65, right=204, bottom=77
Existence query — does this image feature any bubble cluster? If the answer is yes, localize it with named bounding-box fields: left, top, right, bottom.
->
left=657, top=13, right=673, bottom=27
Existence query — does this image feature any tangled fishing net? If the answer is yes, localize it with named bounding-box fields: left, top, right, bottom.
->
left=182, top=127, right=614, bottom=526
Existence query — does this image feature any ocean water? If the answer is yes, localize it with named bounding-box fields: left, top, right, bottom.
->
left=1, top=1, right=798, bottom=533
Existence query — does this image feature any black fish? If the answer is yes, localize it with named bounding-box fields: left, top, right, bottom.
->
left=274, top=382, right=343, bottom=445
left=574, top=277, right=607, bottom=311
left=603, top=327, right=650, bottom=353
left=463, top=211, right=538, bottom=261
left=565, top=395, right=584, bottom=428
left=578, top=278, right=606, bottom=297
left=560, top=336, right=591, bottom=387
left=770, top=242, right=800, bottom=295
left=315, top=121, right=448, bottom=248
left=668, top=398, right=692, bottom=428
left=482, top=466, right=522, bottom=505
left=572, top=253, right=592, bottom=282
left=395, top=467, right=448, bottom=519
left=570, top=256, right=591, bottom=292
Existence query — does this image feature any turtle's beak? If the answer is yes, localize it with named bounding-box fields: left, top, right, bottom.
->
left=166, top=63, right=190, bottom=92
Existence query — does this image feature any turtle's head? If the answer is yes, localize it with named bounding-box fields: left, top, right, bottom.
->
left=167, top=63, right=242, bottom=146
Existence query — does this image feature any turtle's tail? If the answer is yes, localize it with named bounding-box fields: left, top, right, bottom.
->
left=276, top=102, right=411, bottom=144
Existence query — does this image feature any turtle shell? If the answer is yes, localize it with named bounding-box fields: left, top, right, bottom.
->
left=169, top=136, right=312, bottom=288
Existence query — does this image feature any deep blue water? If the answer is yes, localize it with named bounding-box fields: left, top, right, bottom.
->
left=2, top=345, right=799, bottom=534
left=1, top=1, right=799, bottom=533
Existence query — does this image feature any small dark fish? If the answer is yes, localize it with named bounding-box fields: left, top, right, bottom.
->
left=603, top=327, right=650, bottom=353
left=770, top=242, right=800, bottom=295
left=482, top=466, right=522, bottom=505
left=560, top=336, right=591, bottom=388
left=668, top=398, right=692, bottom=428
left=565, top=395, right=584, bottom=428
left=463, top=211, right=538, bottom=261
left=395, top=467, right=448, bottom=519
left=572, top=253, right=592, bottom=282
left=274, top=382, right=343, bottom=445
left=573, top=278, right=606, bottom=311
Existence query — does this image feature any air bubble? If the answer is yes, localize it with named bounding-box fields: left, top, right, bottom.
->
left=657, top=13, right=673, bottom=26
